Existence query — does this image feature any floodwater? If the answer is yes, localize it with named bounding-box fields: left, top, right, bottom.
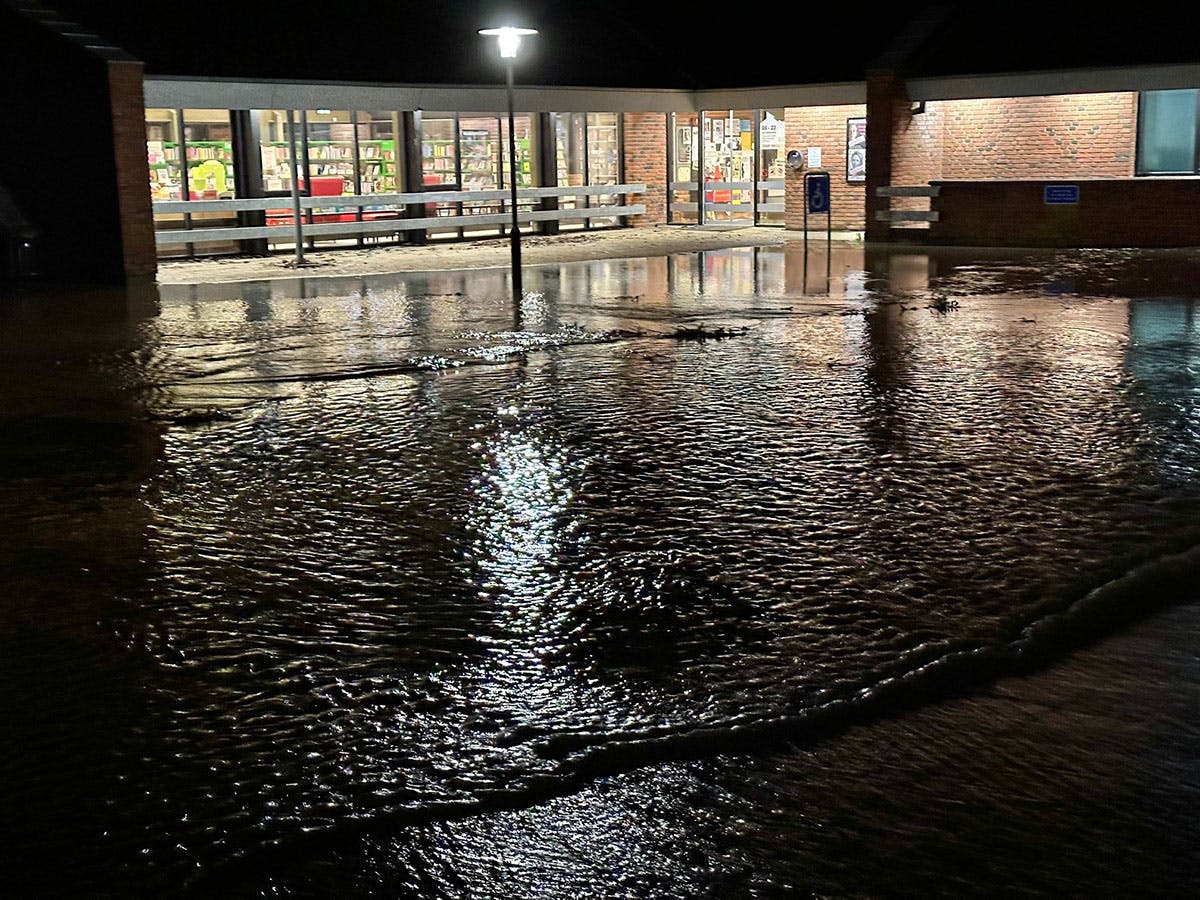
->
left=1, top=243, right=1198, bottom=896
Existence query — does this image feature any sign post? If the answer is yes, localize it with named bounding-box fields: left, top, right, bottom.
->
left=803, top=171, right=832, bottom=290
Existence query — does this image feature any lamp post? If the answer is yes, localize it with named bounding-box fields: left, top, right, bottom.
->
left=479, top=25, right=537, bottom=307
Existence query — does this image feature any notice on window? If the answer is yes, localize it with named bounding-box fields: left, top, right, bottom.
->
left=759, top=113, right=783, bottom=150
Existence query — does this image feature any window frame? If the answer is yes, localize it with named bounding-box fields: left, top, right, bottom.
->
left=1135, top=89, right=1200, bottom=176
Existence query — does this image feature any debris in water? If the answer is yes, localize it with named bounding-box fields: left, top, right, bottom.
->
left=928, top=293, right=960, bottom=313
left=668, top=324, right=749, bottom=341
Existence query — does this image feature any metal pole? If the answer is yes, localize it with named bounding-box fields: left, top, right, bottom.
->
left=803, top=172, right=809, bottom=291
left=826, top=201, right=832, bottom=286
left=286, top=109, right=304, bottom=266
left=506, top=59, right=522, bottom=305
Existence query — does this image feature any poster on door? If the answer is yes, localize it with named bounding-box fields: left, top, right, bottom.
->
left=759, top=112, right=783, bottom=151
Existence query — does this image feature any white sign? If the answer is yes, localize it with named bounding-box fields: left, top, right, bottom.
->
left=807, top=147, right=822, bottom=168
left=759, top=112, right=783, bottom=150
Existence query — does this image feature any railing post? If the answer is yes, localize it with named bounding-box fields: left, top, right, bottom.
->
left=286, top=109, right=304, bottom=265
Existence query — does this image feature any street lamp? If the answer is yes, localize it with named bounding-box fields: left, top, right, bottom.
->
left=479, top=25, right=537, bottom=306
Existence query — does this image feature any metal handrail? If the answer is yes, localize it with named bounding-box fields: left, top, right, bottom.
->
left=153, top=184, right=647, bottom=247
left=153, top=183, right=646, bottom=215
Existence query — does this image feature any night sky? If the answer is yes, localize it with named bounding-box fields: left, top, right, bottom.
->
left=43, top=1, right=1185, bottom=90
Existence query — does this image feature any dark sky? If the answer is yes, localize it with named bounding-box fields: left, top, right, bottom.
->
left=44, top=1, right=919, bottom=88
left=38, top=1, right=1198, bottom=88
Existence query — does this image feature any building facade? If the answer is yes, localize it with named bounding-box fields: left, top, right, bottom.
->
left=3, top=2, right=1200, bottom=284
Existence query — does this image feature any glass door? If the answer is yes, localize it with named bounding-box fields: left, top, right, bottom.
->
left=669, top=113, right=699, bottom=224
left=555, top=112, right=586, bottom=230
left=757, top=108, right=786, bottom=226
left=702, top=109, right=754, bottom=225
left=587, top=113, right=620, bottom=228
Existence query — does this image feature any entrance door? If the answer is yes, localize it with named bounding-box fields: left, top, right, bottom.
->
left=668, top=113, right=700, bottom=224
left=757, top=109, right=786, bottom=225
left=702, top=109, right=755, bottom=225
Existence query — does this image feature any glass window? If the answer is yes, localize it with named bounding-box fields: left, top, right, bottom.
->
left=588, top=113, right=620, bottom=227
left=258, top=110, right=297, bottom=193
left=357, top=111, right=396, bottom=195
left=587, top=113, right=619, bottom=185
left=1138, top=90, right=1199, bottom=175
left=421, top=113, right=458, bottom=187
left=305, top=109, right=355, bottom=196
left=500, top=114, right=535, bottom=189
left=552, top=112, right=586, bottom=229
left=669, top=112, right=699, bottom=225
left=556, top=113, right=586, bottom=189
left=182, top=109, right=235, bottom=199
left=459, top=115, right=502, bottom=234
left=145, top=108, right=182, bottom=201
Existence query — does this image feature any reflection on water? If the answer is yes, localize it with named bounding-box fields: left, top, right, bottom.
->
left=2, top=245, right=1199, bottom=894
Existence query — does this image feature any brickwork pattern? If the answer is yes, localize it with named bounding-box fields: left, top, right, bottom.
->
left=622, top=113, right=667, bottom=225
left=939, top=93, right=1137, bottom=180
left=890, top=101, right=943, bottom=218
left=783, top=104, right=868, bottom=231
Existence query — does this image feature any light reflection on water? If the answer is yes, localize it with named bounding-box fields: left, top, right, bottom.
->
left=2, top=244, right=1200, bottom=894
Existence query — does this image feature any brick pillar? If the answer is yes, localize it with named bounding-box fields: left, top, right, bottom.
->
left=865, top=70, right=905, bottom=243
left=107, top=59, right=157, bottom=280
left=622, top=113, right=667, bottom=226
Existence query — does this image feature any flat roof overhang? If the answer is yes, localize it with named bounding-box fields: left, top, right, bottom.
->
left=142, top=77, right=866, bottom=113
left=907, top=63, right=1200, bottom=101
left=143, top=62, right=1200, bottom=115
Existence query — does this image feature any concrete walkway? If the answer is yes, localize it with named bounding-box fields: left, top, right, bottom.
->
left=155, top=225, right=864, bottom=284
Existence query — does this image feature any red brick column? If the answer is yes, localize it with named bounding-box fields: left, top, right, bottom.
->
left=865, top=70, right=906, bottom=242
left=622, top=113, right=667, bottom=226
left=108, top=60, right=157, bottom=280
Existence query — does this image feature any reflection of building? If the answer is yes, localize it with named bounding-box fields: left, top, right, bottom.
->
left=3, top=4, right=1200, bottom=283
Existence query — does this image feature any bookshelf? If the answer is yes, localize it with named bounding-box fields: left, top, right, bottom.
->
left=147, top=140, right=182, bottom=201
left=460, top=130, right=497, bottom=189
left=148, top=139, right=236, bottom=203
left=422, top=138, right=457, bottom=185
left=185, top=141, right=235, bottom=197
left=359, top=139, right=397, bottom=193
left=588, top=123, right=619, bottom=185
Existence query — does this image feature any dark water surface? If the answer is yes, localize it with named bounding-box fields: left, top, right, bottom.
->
left=1, top=244, right=1198, bottom=896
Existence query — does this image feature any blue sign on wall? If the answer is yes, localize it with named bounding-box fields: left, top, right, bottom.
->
left=1044, top=184, right=1080, bottom=205
left=807, top=173, right=831, bottom=214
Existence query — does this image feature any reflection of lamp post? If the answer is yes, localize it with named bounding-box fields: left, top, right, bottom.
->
left=479, top=25, right=537, bottom=306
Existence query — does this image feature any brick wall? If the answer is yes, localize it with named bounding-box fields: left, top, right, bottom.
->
left=877, top=91, right=1140, bottom=238
left=108, top=60, right=157, bottom=280
left=622, top=113, right=667, bottom=225
left=784, top=104, right=867, bottom=231
left=937, top=93, right=1137, bottom=179
left=929, top=178, right=1200, bottom=247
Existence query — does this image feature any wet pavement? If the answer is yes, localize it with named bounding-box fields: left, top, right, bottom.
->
left=1, top=243, right=1198, bottom=895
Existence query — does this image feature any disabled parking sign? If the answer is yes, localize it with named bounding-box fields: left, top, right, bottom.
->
left=806, top=173, right=831, bottom=214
